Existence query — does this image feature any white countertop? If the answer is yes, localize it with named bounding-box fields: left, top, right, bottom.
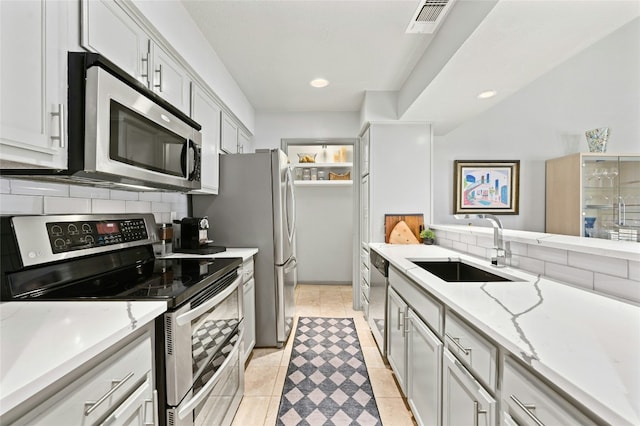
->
left=158, top=247, right=258, bottom=261
left=431, top=224, right=640, bottom=260
left=0, top=301, right=166, bottom=417
left=370, top=242, right=640, bottom=426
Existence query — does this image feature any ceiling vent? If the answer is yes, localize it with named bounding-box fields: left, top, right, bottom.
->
left=406, top=0, right=456, bottom=34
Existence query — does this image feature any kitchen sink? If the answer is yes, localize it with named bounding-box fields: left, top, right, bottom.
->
left=411, top=260, right=513, bottom=282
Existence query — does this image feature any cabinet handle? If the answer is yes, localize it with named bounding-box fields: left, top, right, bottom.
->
left=84, top=372, right=135, bottom=416
left=403, top=314, right=410, bottom=336
left=619, top=196, right=626, bottom=226
left=50, top=104, right=65, bottom=148
left=397, top=307, right=404, bottom=331
left=445, top=333, right=471, bottom=356
left=510, top=394, right=544, bottom=426
left=141, top=52, right=150, bottom=86
left=473, top=401, right=487, bottom=426
left=154, top=64, right=163, bottom=92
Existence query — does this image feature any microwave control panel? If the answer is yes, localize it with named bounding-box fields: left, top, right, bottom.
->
left=46, top=218, right=148, bottom=254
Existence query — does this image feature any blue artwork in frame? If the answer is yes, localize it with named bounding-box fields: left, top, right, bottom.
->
left=454, top=160, right=520, bottom=214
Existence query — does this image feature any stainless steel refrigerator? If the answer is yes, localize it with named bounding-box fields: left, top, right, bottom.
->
left=191, top=149, right=296, bottom=347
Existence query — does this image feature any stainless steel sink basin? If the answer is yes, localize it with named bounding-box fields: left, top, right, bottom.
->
left=411, top=260, right=513, bottom=282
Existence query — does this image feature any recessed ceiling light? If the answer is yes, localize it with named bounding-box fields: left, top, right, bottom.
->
left=310, top=78, right=329, bottom=88
left=477, top=90, right=497, bottom=99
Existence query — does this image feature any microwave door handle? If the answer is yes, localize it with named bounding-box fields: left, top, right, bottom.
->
left=175, top=274, right=242, bottom=326
left=180, top=139, right=199, bottom=180
left=176, top=328, right=244, bottom=420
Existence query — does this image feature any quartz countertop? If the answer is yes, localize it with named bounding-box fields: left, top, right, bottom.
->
left=369, top=242, right=640, bottom=426
left=430, top=224, right=640, bottom=260
left=0, top=301, right=167, bottom=417
left=158, top=247, right=258, bottom=261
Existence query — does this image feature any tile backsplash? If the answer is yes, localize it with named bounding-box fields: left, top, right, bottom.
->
left=435, top=228, right=640, bottom=304
left=0, top=178, right=189, bottom=224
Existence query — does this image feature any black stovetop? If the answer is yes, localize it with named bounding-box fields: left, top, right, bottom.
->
left=2, top=244, right=241, bottom=308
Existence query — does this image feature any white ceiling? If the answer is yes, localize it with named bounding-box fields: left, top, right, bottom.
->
left=181, top=0, right=640, bottom=130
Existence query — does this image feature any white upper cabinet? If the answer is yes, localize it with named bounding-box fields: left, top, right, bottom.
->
left=220, top=111, right=239, bottom=154
left=81, top=0, right=190, bottom=114
left=81, top=0, right=149, bottom=86
left=0, top=0, right=68, bottom=168
left=190, top=83, right=220, bottom=195
left=149, top=43, right=191, bottom=113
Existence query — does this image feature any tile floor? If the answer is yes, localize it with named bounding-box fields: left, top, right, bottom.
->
left=231, top=284, right=416, bottom=426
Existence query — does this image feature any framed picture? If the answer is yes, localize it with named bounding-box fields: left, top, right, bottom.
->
left=454, top=160, right=520, bottom=215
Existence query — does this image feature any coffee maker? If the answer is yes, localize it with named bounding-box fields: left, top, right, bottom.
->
left=173, top=217, right=226, bottom=254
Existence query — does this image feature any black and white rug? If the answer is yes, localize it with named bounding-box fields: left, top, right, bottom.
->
left=277, top=317, right=382, bottom=426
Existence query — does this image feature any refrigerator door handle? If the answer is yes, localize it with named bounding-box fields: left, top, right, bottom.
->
left=284, top=256, right=297, bottom=274
left=285, top=166, right=296, bottom=243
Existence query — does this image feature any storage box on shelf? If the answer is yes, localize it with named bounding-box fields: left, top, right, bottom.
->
left=546, top=153, right=640, bottom=240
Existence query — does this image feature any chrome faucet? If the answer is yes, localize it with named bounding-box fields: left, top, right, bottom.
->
left=454, top=214, right=508, bottom=268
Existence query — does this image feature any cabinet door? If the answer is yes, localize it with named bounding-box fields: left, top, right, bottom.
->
left=387, top=286, right=407, bottom=394
left=190, top=83, right=220, bottom=194
left=150, top=43, right=191, bottom=114
left=361, top=175, right=370, bottom=245
left=98, top=373, right=155, bottom=426
left=360, top=127, right=370, bottom=177
left=81, top=0, right=149, bottom=86
left=442, top=349, right=495, bottom=426
left=407, top=309, right=442, bottom=426
left=243, top=278, right=256, bottom=362
left=238, top=129, right=251, bottom=154
left=220, top=112, right=239, bottom=154
left=0, top=0, right=68, bottom=168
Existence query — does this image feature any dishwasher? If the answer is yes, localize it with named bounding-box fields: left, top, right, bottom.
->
left=368, top=249, right=389, bottom=358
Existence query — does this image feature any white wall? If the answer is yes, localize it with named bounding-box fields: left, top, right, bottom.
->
left=295, top=185, right=353, bottom=284
left=432, top=18, right=640, bottom=232
left=253, top=111, right=360, bottom=150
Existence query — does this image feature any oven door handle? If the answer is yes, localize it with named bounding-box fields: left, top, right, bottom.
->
left=176, top=274, right=242, bottom=326
left=176, top=328, right=244, bottom=420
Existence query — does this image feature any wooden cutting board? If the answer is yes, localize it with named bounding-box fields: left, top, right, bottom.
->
left=384, top=214, right=425, bottom=243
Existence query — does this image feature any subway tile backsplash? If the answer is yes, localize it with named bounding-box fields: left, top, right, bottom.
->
left=435, top=229, right=640, bottom=304
left=0, top=177, right=189, bottom=225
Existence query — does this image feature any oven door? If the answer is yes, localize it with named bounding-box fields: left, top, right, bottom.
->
left=168, top=328, right=244, bottom=426
left=84, top=65, right=201, bottom=191
left=164, top=271, right=243, bottom=406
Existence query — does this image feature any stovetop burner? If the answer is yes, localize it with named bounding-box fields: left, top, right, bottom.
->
left=1, top=245, right=241, bottom=308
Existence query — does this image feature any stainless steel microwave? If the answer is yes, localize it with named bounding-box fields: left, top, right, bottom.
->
left=1, top=52, right=202, bottom=192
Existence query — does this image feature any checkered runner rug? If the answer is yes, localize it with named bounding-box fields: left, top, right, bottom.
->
left=277, top=317, right=382, bottom=426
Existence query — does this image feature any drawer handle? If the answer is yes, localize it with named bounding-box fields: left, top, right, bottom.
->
left=473, top=401, right=487, bottom=426
left=84, top=372, right=135, bottom=416
left=510, top=394, right=544, bottom=426
left=445, top=333, right=471, bottom=356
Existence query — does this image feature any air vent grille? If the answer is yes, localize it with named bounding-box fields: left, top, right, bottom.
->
left=416, top=1, right=449, bottom=23
left=406, top=0, right=455, bottom=34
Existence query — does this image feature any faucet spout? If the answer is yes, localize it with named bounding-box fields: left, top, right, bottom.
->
left=454, top=213, right=507, bottom=267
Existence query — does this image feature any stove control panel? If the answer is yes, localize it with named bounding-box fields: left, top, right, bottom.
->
left=46, top=218, right=149, bottom=253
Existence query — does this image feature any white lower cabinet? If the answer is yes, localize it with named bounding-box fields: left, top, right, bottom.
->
left=13, top=327, right=155, bottom=426
left=407, top=309, right=442, bottom=426
left=241, top=257, right=256, bottom=362
left=502, top=357, right=597, bottom=426
left=387, top=286, right=443, bottom=426
left=443, top=348, right=496, bottom=426
left=386, top=286, right=407, bottom=393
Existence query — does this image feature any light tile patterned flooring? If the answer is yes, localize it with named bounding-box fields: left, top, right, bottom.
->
left=231, top=284, right=416, bottom=426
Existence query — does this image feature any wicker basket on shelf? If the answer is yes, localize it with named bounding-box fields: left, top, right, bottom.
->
left=329, top=171, right=351, bottom=180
